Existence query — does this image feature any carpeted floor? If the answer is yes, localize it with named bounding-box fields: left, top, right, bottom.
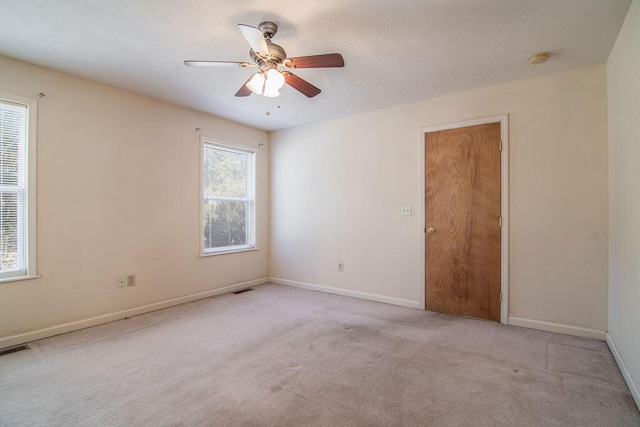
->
left=0, top=283, right=638, bottom=426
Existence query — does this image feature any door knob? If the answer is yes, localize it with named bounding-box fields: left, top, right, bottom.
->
left=426, top=227, right=435, bottom=234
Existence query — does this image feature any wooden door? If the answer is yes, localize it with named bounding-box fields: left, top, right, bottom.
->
left=425, top=123, right=501, bottom=321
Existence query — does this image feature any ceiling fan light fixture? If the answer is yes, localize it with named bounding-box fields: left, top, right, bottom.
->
left=266, top=68, right=285, bottom=90
left=246, top=72, right=265, bottom=95
left=263, top=86, right=280, bottom=97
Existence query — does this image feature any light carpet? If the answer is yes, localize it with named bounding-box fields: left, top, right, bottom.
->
left=0, top=283, right=638, bottom=426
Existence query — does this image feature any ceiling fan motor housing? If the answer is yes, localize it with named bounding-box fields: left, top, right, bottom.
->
left=250, top=40, right=287, bottom=64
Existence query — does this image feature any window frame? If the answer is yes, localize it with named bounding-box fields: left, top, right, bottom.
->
left=200, top=137, right=257, bottom=256
left=0, top=92, right=38, bottom=283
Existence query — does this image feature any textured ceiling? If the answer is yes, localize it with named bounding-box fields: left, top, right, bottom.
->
left=0, top=0, right=631, bottom=131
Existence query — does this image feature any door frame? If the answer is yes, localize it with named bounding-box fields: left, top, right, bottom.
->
left=419, top=114, right=509, bottom=324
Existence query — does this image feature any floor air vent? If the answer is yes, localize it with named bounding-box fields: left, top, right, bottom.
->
left=233, top=288, right=254, bottom=294
left=0, top=345, right=30, bottom=357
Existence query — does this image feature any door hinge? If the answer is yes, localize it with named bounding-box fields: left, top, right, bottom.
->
left=500, top=293, right=503, bottom=303
left=499, top=216, right=502, bottom=227
left=499, top=141, right=503, bottom=151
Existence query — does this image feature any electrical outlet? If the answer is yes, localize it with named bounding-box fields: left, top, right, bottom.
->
left=126, top=274, right=135, bottom=287
left=338, top=262, right=344, bottom=272
left=401, top=205, right=412, bottom=216
left=117, top=276, right=126, bottom=288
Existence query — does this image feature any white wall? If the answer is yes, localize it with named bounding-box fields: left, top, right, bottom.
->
left=607, top=0, right=640, bottom=405
left=0, top=56, right=269, bottom=344
left=270, top=64, right=609, bottom=338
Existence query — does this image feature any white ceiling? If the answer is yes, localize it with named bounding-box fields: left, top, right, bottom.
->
left=0, top=0, right=631, bottom=131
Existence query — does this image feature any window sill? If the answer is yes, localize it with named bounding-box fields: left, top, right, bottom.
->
left=0, top=274, right=40, bottom=284
left=200, top=247, right=259, bottom=258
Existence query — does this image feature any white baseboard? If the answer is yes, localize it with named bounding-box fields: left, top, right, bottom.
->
left=508, top=316, right=606, bottom=340
left=270, top=277, right=421, bottom=309
left=0, top=277, right=269, bottom=350
left=606, top=333, right=640, bottom=410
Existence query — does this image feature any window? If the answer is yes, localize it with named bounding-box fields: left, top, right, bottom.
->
left=201, top=140, right=256, bottom=255
left=0, top=93, right=37, bottom=281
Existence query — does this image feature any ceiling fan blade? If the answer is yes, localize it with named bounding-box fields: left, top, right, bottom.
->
left=235, top=75, right=254, bottom=97
left=184, top=60, right=253, bottom=67
left=284, top=53, right=344, bottom=69
left=283, top=72, right=321, bottom=98
left=238, top=24, right=269, bottom=58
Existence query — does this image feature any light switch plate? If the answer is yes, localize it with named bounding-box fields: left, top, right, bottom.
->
left=401, top=205, right=412, bottom=216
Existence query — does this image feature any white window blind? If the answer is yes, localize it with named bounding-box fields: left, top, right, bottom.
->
left=0, top=100, right=27, bottom=278
left=202, top=141, right=256, bottom=254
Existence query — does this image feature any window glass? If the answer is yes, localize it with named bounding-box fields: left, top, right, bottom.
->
left=202, top=142, right=255, bottom=254
left=0, top=99, right=29, bottom=279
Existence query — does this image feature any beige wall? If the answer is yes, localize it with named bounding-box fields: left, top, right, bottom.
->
left=0, top=53, right=613, bottom=344
left=0, top=56, right=269, bottom=343
left=270, top=64, right=609, bottom=337
left=607, top=0, right=640, bottom=403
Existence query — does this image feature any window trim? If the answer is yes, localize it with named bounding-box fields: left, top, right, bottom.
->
left=0, top=91, right=38, bottom=283
left=200, top=137, right=257, bottom=256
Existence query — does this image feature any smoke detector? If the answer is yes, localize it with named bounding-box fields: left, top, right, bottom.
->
left=529, top=52, right=550, bottom=65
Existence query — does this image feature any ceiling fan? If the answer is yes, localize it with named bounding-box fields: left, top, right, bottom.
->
left=184, top=21, right=344, bottom=98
